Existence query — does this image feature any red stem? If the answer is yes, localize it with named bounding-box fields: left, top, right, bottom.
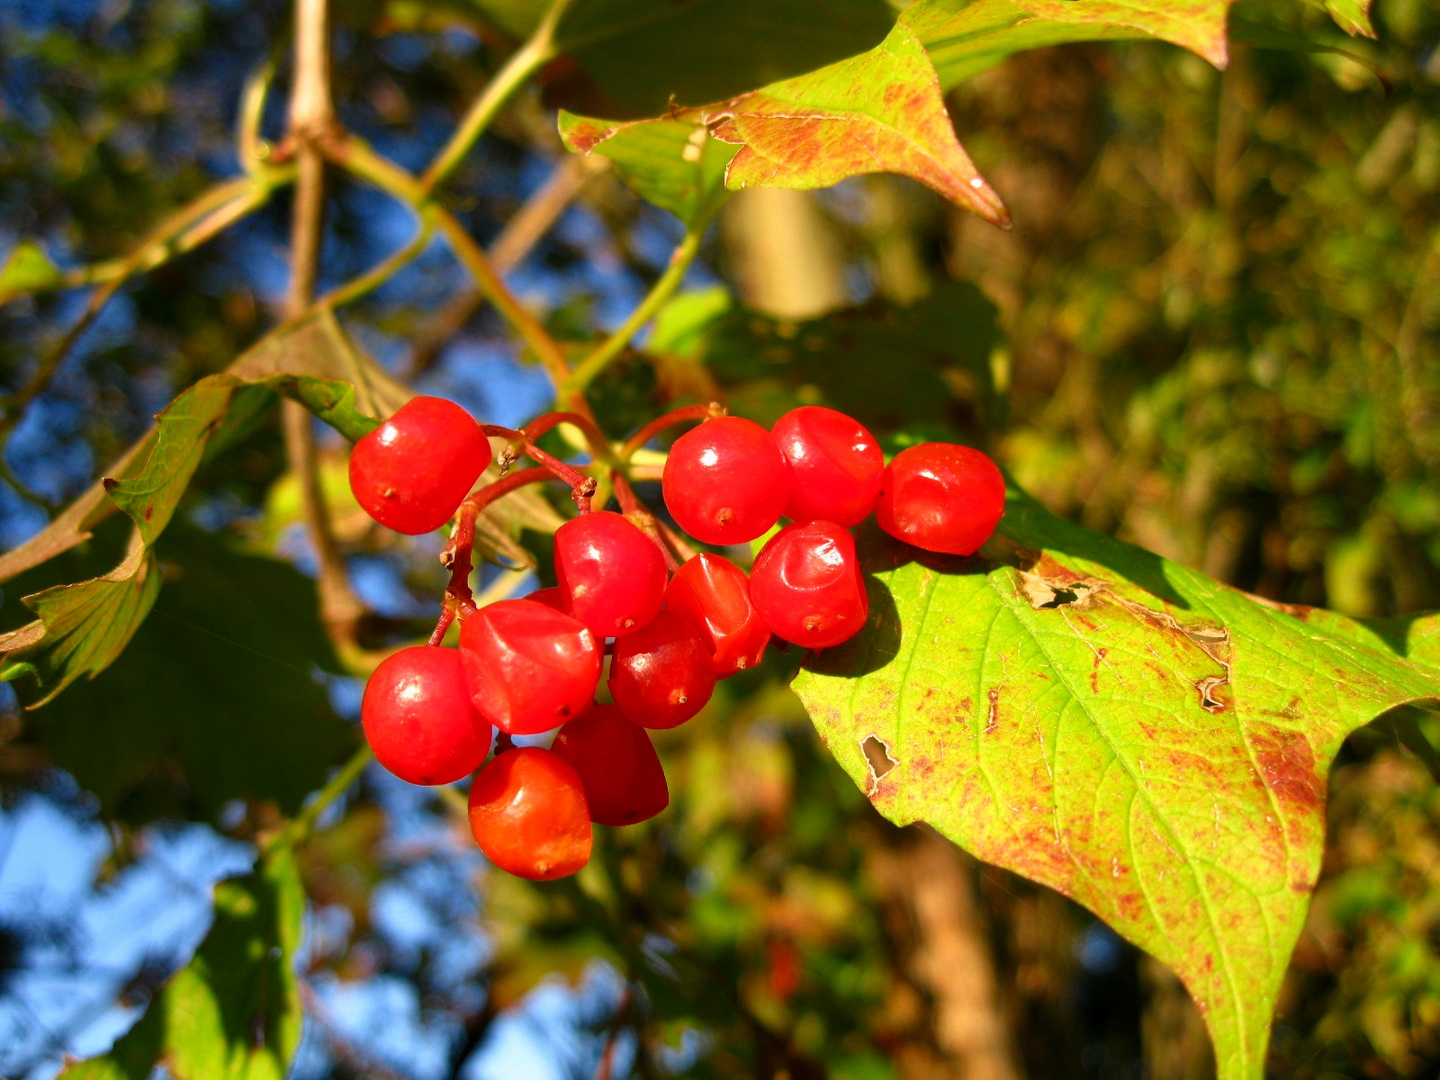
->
left=482, top=424, right=596, bottom=512
left=523, top=410, right=614, bottom=464
left=429, top=467, right=551, bottom=644
left=613, top=471, right=679, bottom=574
left=619, top=402, right=724, bottom=462
left=655, top=518, right=698, bottom=564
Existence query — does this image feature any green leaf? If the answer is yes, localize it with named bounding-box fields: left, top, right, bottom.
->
left=0, top=241, right=66, bottom=304
left=60, top=846, right=305, bottom=1080
left=558, top=112, right=738, bottom=229
left=0, top=538, right=162, bottom=705
left=0, top=310, right=389, bottom=585
left=699, top=21, right=1010, bottom=224
left=792, top=492, right=1440, bottom=1080
left=473, top=0, right=896, bottom=115
left=16, top=523, right=357, bottom=824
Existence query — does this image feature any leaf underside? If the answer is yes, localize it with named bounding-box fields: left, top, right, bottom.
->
left=793, top=493, right=1439, bottom=1080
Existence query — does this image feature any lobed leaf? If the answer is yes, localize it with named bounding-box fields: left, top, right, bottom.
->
left=60, top=846, right=305, bottom=1080
left=558, top=22, right=1010, bottom=223
left=793, top=492, right=1440, bottom=1080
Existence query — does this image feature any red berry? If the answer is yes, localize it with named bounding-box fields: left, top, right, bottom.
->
left=349, top=396, right=492, bottom=535
left=875, top=443, right=1005, bottom=556
left=458, top=599, right=600, bottom=735
left=607, top=610, right=716, bottom=729
left=526, top=587, right=566, bottom=611
left=360, top=646, right=491, bottom=785
left=750, top=521, right=868, bottom=649
left=468, top=747, right=591, bottom=880
left=662, top=417, right=789, bottom=545
left=554, top=511, right=667, bottom=639
left=771, top=406, right=883, bottom=527
left=665, top=554, right=769, bottom=677
left=551, top=705, right=669, bottom=826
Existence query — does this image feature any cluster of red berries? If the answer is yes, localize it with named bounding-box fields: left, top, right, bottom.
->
left=347, top=396, right=1004, bottom=881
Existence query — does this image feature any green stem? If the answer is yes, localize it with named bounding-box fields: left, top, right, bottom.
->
left=318, top=216, right=435, bottom=310
left=324, top=135, right=577, bottom=402
left=565, top=224, right=707, bottom=398
left=419, top=0, right=577, bottom=194
left=263, top=743, right=373, bottom=854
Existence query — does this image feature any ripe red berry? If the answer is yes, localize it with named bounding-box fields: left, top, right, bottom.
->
left=554, top=511, right=667, bottom=639
left=607, top=610, right=716, bottom=729
left=750, top=521, right=869, bottom=649
left=459, top=599, right=600, bottom=735
left=526, top=587, right=566, bottom=611
left=875, top=443, right=1005, bottom=556
left=771, top=406, right=883, bottom=527
left=665, top=554, right=769, bottom=677
left=468, top=748, right=591, bottom=880
left=349, top=396, right=492, bottom=535
left=551, top=705, right=669, bottom=826
left=360, top=646, right=491, bottom=786
left=662, top=417, right=789, bottom=545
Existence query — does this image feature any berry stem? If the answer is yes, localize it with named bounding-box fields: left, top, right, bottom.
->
left=612, top=471, right=679, bottom=573
left=430, top=467, right=552, bottom=644
left=655, top=518, right=699, bottom=564
left=619, top=402, right=725, bottom=463
left=522, top=410, right=617, bottom=466
left=481, top=425, right=596, bottom=511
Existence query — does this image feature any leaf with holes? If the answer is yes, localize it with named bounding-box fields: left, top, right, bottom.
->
left=793, top=491, right=1440, bottom=1080
left=60, top=845, right=304, bottom=1080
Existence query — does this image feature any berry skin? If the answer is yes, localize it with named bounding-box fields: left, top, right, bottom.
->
left=551, top=705, right=669, bottom=826
left=662, top=417, right=789, bottom=545
left=665, top=554, right=769, bottom=677
left=349, top=396, right=492, bottom=535
left=875, top=443, right=1005, bottom=556
left=750, top=521, right=869, bottom=650
left=526, top=587, right=566, bottom=611
left=459, top=599, right=600, bottom=735
left=608, top=610, right=716, bottom=729
left=361, top=646, right=491, bottom=785
left=771, top=406, right=884, bottom=527
left=554, top=511, right=667, bottom=639
left=468, top=748, right=591, bottom=880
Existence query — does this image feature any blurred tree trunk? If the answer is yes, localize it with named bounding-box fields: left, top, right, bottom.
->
left=723, top=187, right=846, bottom=319
left=868, top=826, right=1025, bottom=1080
left=1140, top=958, right=1215, bottom=1080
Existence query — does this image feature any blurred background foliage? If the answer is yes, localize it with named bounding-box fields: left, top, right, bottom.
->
left=0, top=0, right=1438, bottom=1078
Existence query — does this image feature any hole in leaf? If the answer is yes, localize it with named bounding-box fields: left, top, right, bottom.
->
left=862, top=735, right=897, bottom=787
left=1038, top=587, right=1079, bottom=609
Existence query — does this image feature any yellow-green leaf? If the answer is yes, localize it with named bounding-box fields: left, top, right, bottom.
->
left=793, top=492, right=1440, bottom=1080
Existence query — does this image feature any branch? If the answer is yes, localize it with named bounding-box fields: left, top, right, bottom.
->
left=419, top=0, right=579, bottom=194
left=263, top=743, right=373, bottom=854
left=565, top=223, right=709, bottom=397
left=322, top=134, right=581, bottom=411
left=284, top=0, right=367, bottom=655
left=0, top=176, right=283, bottom=451
left=402, top=154, right=603, bottom=380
